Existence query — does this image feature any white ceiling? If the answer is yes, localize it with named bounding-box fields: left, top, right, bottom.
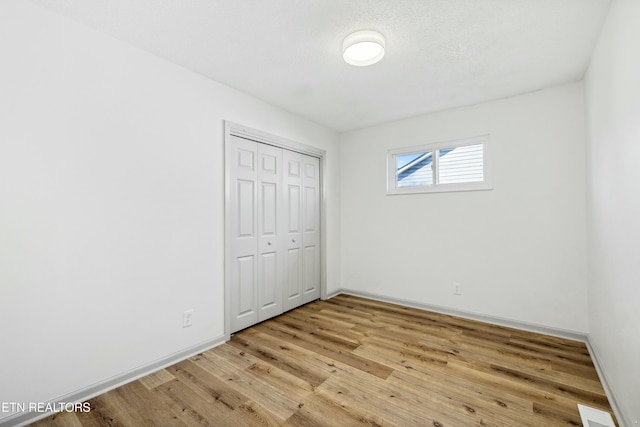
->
left=29, top=0, right=611, bottom=133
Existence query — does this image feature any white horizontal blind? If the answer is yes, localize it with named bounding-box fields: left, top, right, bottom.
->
left=437, top=144, right=484, bottom=184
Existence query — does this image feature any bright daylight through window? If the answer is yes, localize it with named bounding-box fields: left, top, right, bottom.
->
left=387, top=135, right=491, bottom=194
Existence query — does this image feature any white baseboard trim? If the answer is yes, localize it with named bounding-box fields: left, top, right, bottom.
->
left=332, top=288, right=587, bottom=341
left=1, top=335, right=227, bottom=427
left=323, top=289, right=343, bottom=300
left=584, top=339, right=629, bottom=427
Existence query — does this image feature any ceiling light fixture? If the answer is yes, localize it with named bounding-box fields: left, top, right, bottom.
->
left=342, top=30, right=385, bottom=66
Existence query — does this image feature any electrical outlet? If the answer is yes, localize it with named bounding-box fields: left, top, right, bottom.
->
left=183, top=310, right=194, bottom=327
left=453, top=282, right=462, bottom=296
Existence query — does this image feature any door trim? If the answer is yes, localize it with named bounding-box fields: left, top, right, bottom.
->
left=224, top=121, right=327, bottom=340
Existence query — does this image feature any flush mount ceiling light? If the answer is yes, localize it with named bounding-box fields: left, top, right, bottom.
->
left=342, top=30, right=385, bottom=66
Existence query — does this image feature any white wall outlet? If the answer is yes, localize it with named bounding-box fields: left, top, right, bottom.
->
left=453, top=282, right=462, bottom=296
left=183, top=309, right=194, bottom=327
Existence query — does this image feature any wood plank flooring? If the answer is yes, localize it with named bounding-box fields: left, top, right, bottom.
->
left=32, top=295, right=617, bottom=426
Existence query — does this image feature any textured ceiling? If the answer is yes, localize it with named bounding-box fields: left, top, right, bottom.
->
left=29, top=0, right=611, bottom=132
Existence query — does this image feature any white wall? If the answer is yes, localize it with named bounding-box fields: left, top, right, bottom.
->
left=340, top=83, right=588, bottom=333
left=0, top=1, right=339, bottom=422
left=585, top=0, right=640, bottom=424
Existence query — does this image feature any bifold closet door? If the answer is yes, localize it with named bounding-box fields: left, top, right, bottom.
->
left=301, top=155, right=320, bottom=304
left=283, top=151, right=320, bottom=310
left=229, top=134, right=320, bottom=333
left=256, top=143, right=284, bottom=321
left=229, top=136, right=284, bottom=333
left=282, top=150, right=303, bottom=311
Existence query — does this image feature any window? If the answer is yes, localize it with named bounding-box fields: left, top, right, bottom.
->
left=387, top=135, right=491, bottom=194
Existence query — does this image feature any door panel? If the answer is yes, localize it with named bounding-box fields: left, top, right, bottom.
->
left=302, top=155, right=320, bottom=303
left=288, top=157, right=300, bottom=177
left=257, top=143, right=283, bottom=322
left=237, top=180, right=255, bottom=237
left=229, top=136, right=259, bottom=332
left=236, top=256, right=256, bottom=315
left=259, top=251, right=277, bottom=310
left=237, top=148, right=255, bottom=169
left=285, top=248, right=300, bottom=300
left=283, top=150, right=303, bottom=311
left=303, top=246, right=317, bottom=293
left=304, top=187, right=316, bottom=232
left=261, top=183, right=277, bottom=235
left=288, top=186, right=300, bottom=233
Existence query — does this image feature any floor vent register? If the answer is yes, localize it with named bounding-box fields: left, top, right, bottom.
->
left=577, top=404, right=616, bottom=427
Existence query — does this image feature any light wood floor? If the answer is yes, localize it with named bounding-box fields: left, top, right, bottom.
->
left=33, top=294, right=616, bottom=426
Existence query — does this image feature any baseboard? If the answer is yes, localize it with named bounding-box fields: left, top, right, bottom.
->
left=323, top=289, right=343, bottom=300
left=332, top=288, right=587, bottom=341
left=585, top=339, right=629, bottom=427
left=0, top=335, right=227, bottom=427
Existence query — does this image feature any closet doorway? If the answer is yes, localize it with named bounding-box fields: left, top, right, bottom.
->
left=224, top=122, right=326, bottom=335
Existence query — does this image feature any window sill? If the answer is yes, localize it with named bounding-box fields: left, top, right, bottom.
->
left=386, top=182, right=493, bottom=195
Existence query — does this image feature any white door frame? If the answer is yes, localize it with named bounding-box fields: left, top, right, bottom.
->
left=224, top=121, right=327, bottom=340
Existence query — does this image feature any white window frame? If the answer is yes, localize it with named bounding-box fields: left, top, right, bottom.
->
left=387, top=135, right=492, bottom=195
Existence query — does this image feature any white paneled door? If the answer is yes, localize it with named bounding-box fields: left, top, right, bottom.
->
left=282, top=149, right=303, bottom=311
left=229, top=135, right=320, bottom=333
left=228, top=135, right=258, bottom=332
left=301, top=155, right=320, bottom=304
left=256, top=142, right=284, bottom=322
